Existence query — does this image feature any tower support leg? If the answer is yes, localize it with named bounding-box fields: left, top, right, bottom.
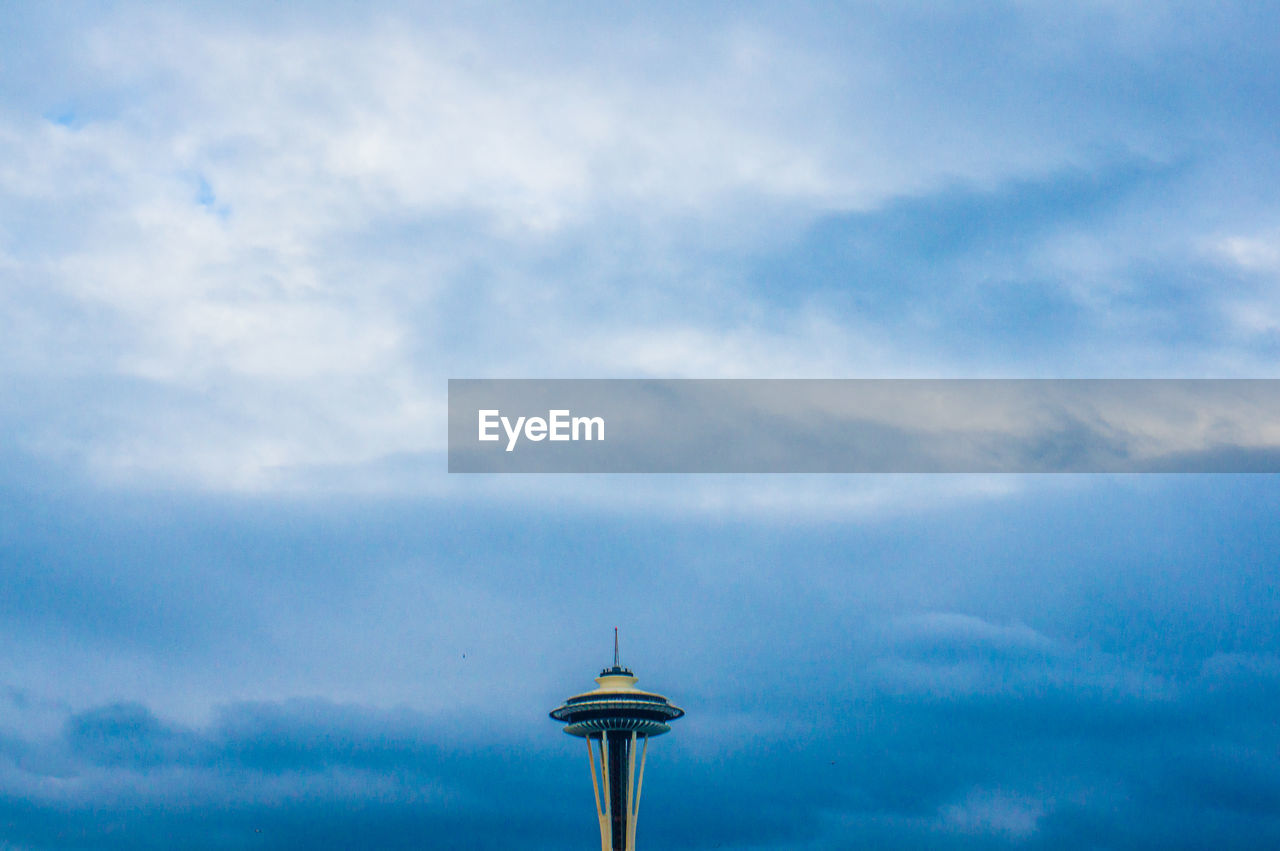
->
left=587, top=737, right=608, bottom=851
left=628, top=735, right=648, bottom=850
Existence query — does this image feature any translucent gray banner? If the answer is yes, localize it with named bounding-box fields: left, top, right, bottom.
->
left=447, top=379, right=1280, bottom=473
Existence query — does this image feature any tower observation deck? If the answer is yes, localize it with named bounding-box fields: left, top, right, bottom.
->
left=550, top=631, right=684, bottom=851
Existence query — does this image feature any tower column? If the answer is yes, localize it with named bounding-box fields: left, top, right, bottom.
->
left=606, top=729, right=630, bottom=849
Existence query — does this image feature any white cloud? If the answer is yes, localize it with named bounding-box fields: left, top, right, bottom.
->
left=940, top=787, right=1045, bottom=839
left=1213, top=229, right=1280, bottom=337
left=1, top=3, right=1274, bottom=491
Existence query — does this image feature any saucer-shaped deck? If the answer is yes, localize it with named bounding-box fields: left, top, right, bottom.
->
left=550, top=665, right=684, bottom=737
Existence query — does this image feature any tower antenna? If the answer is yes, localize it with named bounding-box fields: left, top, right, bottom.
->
left=614, top=627, right=619, bottom=668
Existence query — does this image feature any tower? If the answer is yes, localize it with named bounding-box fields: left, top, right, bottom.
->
left=550, top=631, right=684, bottom=851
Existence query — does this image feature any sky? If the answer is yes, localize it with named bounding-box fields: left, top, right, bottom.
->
left=1, top=1, right=1279, bottom=848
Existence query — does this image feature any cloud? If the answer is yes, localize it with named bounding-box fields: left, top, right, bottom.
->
left=1, top=5, right=1279, bottom=848
left=2, top=468, right=1280, bottom=847
left=1, top=630, right=1277, bottom=850
left=0, top=697, right=534, bottom=851
left=4, top=2, right=1279, bottom=490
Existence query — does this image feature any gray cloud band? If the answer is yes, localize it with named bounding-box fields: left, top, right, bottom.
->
left=448, top=379, right=1280, bottom=473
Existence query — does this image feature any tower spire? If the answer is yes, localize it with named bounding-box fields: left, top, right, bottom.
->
left=614, top=627, right=619, bottom=668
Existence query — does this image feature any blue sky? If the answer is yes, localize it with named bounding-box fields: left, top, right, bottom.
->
left=1, top=2, right=1279, bottom=848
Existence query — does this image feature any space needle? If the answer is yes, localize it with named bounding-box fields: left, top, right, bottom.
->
left=550, top=631, right=684, bottom=851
